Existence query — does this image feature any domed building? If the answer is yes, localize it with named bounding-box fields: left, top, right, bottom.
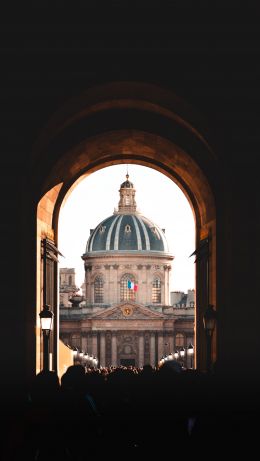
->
left=83, top=174, right=172, bottom=307
left=60, top=175, right=194, bottom=368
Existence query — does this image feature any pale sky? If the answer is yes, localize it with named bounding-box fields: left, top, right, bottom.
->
left=58, top=164, right=195, bottom=293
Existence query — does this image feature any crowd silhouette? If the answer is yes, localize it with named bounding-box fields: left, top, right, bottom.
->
left=2, top=360, right=259, bottom=460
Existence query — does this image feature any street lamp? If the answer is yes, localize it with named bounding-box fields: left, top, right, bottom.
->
left=72, top=347, right=78, bottom=364
left=174, top=350, right=179, bottom=360
left=203, top=304, right=217, bottom=372
left=179, top=347, right=185, bottom=358
left=159, top=356, right=164, bottom=367
left=79, top=350, right=84, bottom=364
left=89, top=355, right=94, bottom=368
left=187, top=343, right=194, bottom=369
left=83, top=351, right=88, bottom=366
left=179, top=347, right=185, bottom=367
left=39, top=304, right=54, bottom=371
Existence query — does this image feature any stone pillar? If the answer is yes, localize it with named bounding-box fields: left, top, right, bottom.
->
left=104, top=265, right=111, bottom=303
left=163, top=265, right=167, bottom=305
left=85, top=265, right=92, bottom=304
left=138, top=334, right=144, bottom=368
left=100, top=332, right=106, bottom=367
left=112, top=264, right=119, bottom=304
left=90, top=282, right=94, bottom=304
left=111, top=332, right=117, bottom=366
left=146, top=265, right=152, bottom=304
left=81, top=334, right=88, bottom=353
left=169, top=334, right=174, bottom=354
left=158, top=333, right=164, bottom=361
left=92, top=332, right=98, bottom=357
left=86, top=334, right=91, bottom=354
left=150, top=332, right=156, bottom=367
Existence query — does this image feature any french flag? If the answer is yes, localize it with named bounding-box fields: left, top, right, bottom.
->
left=127, top=280, right=138, bottom=291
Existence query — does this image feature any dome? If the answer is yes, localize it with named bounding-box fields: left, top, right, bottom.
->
left=85, top=213, right=169, bottom=254
left=120, top=179, right=134, bottom=188
left=120, top=173, right=134, bottom=189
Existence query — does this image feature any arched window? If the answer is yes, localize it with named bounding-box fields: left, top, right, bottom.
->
left=69, top=275, right=72, bottom=286
left=94, top=276, right=104, bottom=303
left=175, top=333, right=184, bottom=347
left=152, top=277, right=161, bottom=303
left=120, top=274, right=136, bottom=301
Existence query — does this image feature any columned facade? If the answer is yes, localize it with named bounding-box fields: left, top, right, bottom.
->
left=60, top=303, right=194, bottom=368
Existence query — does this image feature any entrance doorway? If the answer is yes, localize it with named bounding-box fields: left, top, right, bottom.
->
left=120, top=358, right=135, bottom=367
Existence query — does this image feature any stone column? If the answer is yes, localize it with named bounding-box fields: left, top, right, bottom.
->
left=100, top=332, right=106, bottom=367
left=150, top=332, right=156, bottom=367
left=112, top=264, right=119, bottom=304
left=81, top=334, right=88, bottom=353
left=85, top=265, right=92, bottom=304
left=169, top=334, right=174, bottom=354
left=104, top=265, right=111, bottom=304
left=90, top=282, right=94, bottom=304
left=92, top=332, right=98, bottom=357
left=146, top=265, right=152, bottom=304
left=86, top=334, right=91, bottom=354
left=138, top=334, right=144, bottom=368
left=163, top=265, right=167, bottom=305
left=111, top=332, right=117, bottom=366
left=158, top=333, right=164, bottom=361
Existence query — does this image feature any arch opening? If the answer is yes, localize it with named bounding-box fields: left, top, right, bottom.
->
left=58, top=164, right=196, bottom=370
left=34, top=83, right=216, bottom=378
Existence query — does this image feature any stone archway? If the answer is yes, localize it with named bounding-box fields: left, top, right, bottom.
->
left=33, top=82, right=216, bottom=376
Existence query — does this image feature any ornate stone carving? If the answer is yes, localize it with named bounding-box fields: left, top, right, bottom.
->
left=164, top=264, right=171, bottom=271
left=92, top=303, right=164, bottom=320
left=122, top=306, right=133, bottom=317
left=113, top=264, right=119, bottom=270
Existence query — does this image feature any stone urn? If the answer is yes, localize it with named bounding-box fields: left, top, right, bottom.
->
left=69, top=294, right=84, bottom=308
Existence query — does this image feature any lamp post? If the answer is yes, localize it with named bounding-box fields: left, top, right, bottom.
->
left=179, top=347, right=185, bottom=367
left=159, top=356, right=164, bottom=367
left=89, top=355, right=94, bottom=368
left=72, top=347, right=78, bottom=364
left=174, top=350, right=179, bottom=360
left=39, top=304, right=54, bottom=371
left=168, top=352, right=173, bottom=361
left=203, top=304, right=217, bottom=373
left=79, top=350, right=84, bottom=365
left=187, top=343, right=194, bottom=369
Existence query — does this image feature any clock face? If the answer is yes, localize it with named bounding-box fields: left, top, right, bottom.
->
left=123, top=306, right=133, bottom=317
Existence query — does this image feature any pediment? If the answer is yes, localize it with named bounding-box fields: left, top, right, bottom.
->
left=91, top=302, right=164, bottom=320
